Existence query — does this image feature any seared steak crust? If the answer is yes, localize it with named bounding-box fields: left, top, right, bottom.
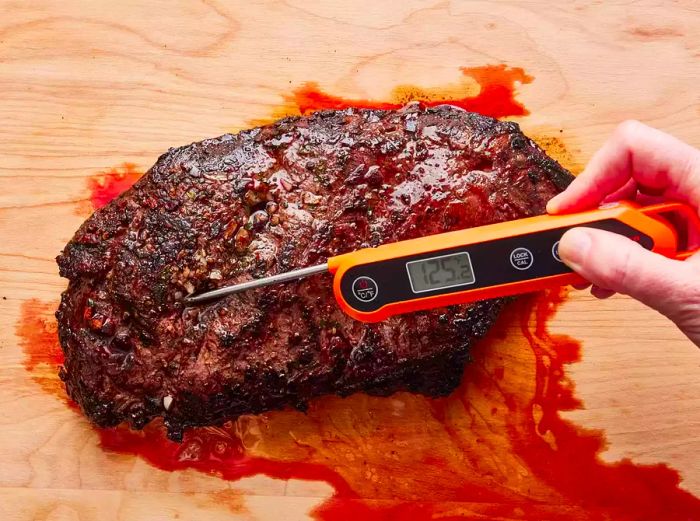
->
left=56, top=103, right=573, bottom=440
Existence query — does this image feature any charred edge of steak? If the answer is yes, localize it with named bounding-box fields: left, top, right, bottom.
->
left=55, top=103, right=574, bottom=440
left=151, top=299, right=508, bottom=441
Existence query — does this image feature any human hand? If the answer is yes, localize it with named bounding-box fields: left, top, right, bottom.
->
left=547, top=120, right=700, bottom=347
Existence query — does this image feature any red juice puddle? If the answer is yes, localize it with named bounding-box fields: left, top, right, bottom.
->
left=84, top=162, right=143, bottom=211
left=16, top=299, right=66, bottom=397
left=250, top=64, right=532, bottom=128
left=309, top=291, right=700, bottom=520
left=290, top=64, right=531, bottom=117
left=98, top=422, right=355, bottom=497
left=18, top=293, right=700, bottom=520
left=20, top=65, right=699, bottom=518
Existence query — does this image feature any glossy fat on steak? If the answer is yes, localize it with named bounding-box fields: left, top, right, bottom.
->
left=56, top=103, right=574, bottom=440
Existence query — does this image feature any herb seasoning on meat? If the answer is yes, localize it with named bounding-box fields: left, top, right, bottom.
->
left=56, top=103, right=573, bottom=440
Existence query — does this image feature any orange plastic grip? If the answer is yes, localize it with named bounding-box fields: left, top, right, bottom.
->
left=328, top=201, right=693, bottom=323
left=637, top=201, right=700, bottom=260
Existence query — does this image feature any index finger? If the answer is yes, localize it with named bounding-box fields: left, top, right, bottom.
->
left=547, top=120, right=700, bottom=214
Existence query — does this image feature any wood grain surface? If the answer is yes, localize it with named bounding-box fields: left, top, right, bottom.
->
left=1, top=1, right=699, bottom=519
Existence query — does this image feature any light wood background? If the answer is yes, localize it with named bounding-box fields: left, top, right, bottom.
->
left=1, top=1, right=699, bottom=519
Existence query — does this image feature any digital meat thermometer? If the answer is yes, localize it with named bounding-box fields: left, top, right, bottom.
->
left=185, top=201, right=700, bottom=322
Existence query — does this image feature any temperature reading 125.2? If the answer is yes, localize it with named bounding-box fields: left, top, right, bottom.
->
left=405, top=252, right=475, bottom=293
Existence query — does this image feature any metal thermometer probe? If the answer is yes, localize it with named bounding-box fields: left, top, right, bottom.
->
left=184, top=263, right=329, bottom=304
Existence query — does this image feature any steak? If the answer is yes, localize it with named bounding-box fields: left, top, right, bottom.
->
left=56, top=103, right=573, bottom=440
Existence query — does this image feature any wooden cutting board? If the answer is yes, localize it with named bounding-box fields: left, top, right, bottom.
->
left=1, top=2, right=699, bottom=520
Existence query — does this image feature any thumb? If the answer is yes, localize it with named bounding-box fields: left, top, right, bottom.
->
left=558, top=227, right=700, bottom=325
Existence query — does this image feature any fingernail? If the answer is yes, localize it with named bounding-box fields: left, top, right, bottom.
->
left=546, top=195, right=561, bottom=214
left=558, top=228, right=592, bottom=270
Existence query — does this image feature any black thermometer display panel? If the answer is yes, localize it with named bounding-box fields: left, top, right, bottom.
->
left=339, top=219, right=653, bottom=313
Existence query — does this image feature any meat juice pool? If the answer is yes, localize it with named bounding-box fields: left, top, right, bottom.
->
left=19, top=292, right=700, bottom=519
left=18, top=65, right=700, bottom=520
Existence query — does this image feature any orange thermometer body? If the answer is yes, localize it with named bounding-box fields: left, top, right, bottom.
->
left=328, top=202, right=699, bottom=323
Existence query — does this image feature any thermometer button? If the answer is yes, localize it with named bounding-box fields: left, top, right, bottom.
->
left=510, top=247, right=534, bottom=270
left=351, top=276, right=379, bottom=302
left=552, top=241, right=562, bottom=262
